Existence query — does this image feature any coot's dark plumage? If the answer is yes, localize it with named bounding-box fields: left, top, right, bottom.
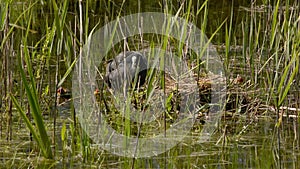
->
left=105, top=51, right=148, bottom=91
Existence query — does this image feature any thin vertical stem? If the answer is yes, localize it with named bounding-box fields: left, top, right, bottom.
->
left=3, top=3, right=12, bottom=141
left=73, top=16, right=77, bottom=129
left=53, top=52, right=59, bottom=156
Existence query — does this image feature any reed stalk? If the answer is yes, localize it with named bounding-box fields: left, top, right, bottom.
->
left=10, top=7, right=53, bottom=159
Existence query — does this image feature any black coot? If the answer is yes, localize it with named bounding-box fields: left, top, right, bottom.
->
left=105, top=51, right=148, bottom=91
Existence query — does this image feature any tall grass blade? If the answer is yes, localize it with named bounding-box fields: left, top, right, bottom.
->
left=10, top=94, right=43, bottom=148
left=270, top=0, right=280, bottom=49
left=0, top=1, right=9, bottom=31
left=12, top=50, right=53, bottom=159
left=57, top=57, right=78, bottom=87
left=278, top=51, right=299, bottom=106
left=10, top=7, right=53, bottom=159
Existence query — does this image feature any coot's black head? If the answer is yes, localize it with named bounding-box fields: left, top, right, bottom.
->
left=105, top=51, right=148, bottom=91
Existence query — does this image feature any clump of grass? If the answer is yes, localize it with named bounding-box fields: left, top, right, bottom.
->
left=9, top=4, right=53, bottom=159
left=11, top=44, right=53, bottom=159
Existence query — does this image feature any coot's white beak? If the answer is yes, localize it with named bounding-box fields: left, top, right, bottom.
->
left=131, top=56, right=137, bottom=69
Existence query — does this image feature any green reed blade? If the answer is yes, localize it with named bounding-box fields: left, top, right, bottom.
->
left=278, top=50, right=299, bottom=106
left=270, top=0, right=280, bottom=49
left=0, top=1, right=9, bottom=31
left=57, top=57, right=78, bottom=87
left=196, top=0, right=208, bottom=16
left=12, top=7, right=53, bottom=159
left=14, top=50, right=53, bottom=159
left=10, top=94, right=43, bottom=150
left=51, top=0, right=61, bottom=39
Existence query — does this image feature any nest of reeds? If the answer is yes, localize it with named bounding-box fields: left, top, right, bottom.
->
left=92, top=62, right=267, bottom=137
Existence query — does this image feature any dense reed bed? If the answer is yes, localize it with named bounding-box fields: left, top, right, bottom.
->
left=0, top=0, right=299, bottom=168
